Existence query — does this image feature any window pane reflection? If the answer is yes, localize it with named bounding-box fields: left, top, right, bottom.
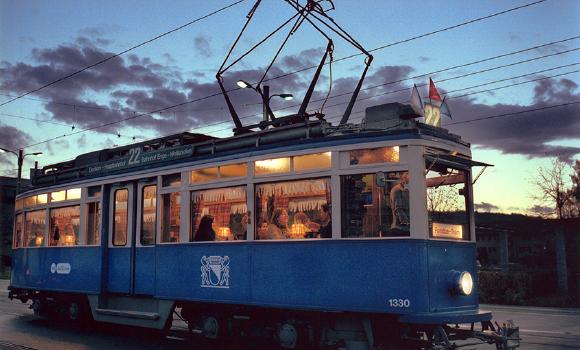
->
left=141, top=185, right=157, bottom=245
left=113, top=189, right=128, bottom=246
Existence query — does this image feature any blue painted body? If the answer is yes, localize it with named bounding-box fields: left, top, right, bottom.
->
left=135, top=247, right=156, bottom=295
left=11, top=247, right=101, bottom=294
left=107, top=248, right=132, bottom=294
left=11, top=239, right=479, bottom=320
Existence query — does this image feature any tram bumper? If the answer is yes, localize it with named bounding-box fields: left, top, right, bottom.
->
left=397, top=311, right=520, bottom=349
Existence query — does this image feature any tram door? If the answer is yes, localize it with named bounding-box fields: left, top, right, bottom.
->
left=107, top=180, right=157, bottom=295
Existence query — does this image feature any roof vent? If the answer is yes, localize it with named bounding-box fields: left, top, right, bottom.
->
left=362, top=103, right=419, bottom=130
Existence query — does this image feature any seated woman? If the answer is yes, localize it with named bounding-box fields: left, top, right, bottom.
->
left=194, top=215, right=216, bottom=242
left=264, top=208, right=289, bottom=240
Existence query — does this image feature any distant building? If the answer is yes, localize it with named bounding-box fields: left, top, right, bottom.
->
left=475, top=212, right=580, bottom=296
left=0, top=177, right=29, bottom=277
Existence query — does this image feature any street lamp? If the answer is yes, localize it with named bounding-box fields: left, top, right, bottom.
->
left=236, top=80, right=293, bottom=122
left=0, top=147, right=43, bottom=194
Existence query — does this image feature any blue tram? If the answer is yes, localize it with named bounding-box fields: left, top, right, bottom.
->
left=9, top=102, right=519, bottom=349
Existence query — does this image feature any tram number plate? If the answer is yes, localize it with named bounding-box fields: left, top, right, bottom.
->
left=388, top=299, right=410, bottom=308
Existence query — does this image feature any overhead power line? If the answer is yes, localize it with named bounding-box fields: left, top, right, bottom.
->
left=187, top=66, right=580, bottom=137
left=0, top=0, right=246, bottom=108
left=17, top=0, right=552, bottom=148
left=444, top=101, right=580, bottom=126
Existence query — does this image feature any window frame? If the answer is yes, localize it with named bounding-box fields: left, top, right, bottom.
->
left=254, top=176, right=332, bottom=241
left=137, top=182, right=157, bottom=247
left=189, top=185, right=248, bottom=243
left=109, top=186, right=132, bottom=248
left=425, top=164, right=473, bottom=242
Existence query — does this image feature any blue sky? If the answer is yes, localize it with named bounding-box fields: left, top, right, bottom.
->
left=0, top=0, right=579, bottom=215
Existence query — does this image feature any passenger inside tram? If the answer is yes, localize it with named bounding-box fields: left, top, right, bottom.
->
left=256, top=178, right=332, bottom=240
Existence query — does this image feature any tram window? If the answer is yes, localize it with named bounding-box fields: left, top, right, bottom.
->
left=141, top=185, right=157, bottom=245
left=255, top=178, right=331, bottom=240
left=160, top=192, right=180, bottom=243
left=13, top=214, right=23, bottom=248
left=426, top=167, right=469, bottom=240
left=51, top=190, right=66, bottom=202
left=191, top=167, right=218, bottom=184
left=162, top=173, right=181, bottom=187
left=49, top=205, right=81, bottom=246
left=24, top=196, right=36, bottom=208
left=24, top=210, right=46, bottom=247
left=88, top=186, right=101, bottom=198
left=294, top=152, right=331, bottom=172
left=348, top=146, right=399, bottom=165
left=341, top=172, right=410, bottom=238
left=113, top=189, right=128, bottom=246
left=36, top=194, right=48, bottom=205
left=86, top=202, right=101, bottom=245
left=219, top=163, right=247, bottom=179
left=67, top=188, right=81, bottom=200
left=191, top=186, right=247, bottom=241
left=255, top=157, right=290, bottom=175
left=15, top=199, right=23, bottom=211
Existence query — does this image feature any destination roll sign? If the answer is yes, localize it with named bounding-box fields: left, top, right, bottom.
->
left=86, top=145, right=194, bottom=175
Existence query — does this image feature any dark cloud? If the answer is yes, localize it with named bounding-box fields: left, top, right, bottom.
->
left=445, top=77, right=580, bottom=161
left=528, top=204, right=554, bottom=217
left=194, top=36, right=212, bottom=58
left=475, top=202, right=500, bottom=212
left=0, top=124, right=33, bottom=165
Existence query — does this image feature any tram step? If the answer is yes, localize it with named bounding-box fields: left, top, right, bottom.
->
left=95, top=308, right=160, bottom=320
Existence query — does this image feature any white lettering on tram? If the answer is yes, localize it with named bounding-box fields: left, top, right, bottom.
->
left=50, top=262, right=72, bottom=274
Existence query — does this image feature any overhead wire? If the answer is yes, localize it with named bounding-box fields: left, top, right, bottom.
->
left=11, top=0, right=558, bottom=148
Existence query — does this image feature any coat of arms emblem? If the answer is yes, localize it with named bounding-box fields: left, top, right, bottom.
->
left=201, top=256, right=230, bottom=288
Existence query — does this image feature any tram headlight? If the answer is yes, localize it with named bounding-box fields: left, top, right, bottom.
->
left=449, top=271, right=474, bottom=296
left=458, top=271, right=473, bottom=295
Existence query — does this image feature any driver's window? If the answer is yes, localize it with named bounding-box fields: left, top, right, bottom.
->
left=426, top=164, right=469, bottom=240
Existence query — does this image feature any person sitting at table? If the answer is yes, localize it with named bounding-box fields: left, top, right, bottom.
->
left=265, top=208, right=289, bottom=240
left=194, top=215, right=216, bottom=242
left=317, top=204, right=332, bottom=238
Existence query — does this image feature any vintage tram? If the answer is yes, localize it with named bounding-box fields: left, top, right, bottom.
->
left=9, top=102, right=519, bottom=349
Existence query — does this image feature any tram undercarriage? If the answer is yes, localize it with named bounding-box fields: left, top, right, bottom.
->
left=11, top=287, right=519, bottom=350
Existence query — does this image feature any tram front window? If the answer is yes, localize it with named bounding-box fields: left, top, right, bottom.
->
left=426, top=166, right=469, bottom=240
left=341, top=172, right=410, bottom=238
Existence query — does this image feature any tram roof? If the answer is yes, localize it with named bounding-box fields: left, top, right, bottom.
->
left=29, top=103, right=470, bottom=188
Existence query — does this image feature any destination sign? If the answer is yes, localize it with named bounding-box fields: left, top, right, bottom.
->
left=86, top=145, right=194, bottom=175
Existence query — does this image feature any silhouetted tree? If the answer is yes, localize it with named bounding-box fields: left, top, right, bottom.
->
left=531, top=158, right=578, bottom=219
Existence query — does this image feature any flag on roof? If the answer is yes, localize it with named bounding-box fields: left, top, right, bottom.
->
left=440, top=96, right=452, bottom=119
left=428, top=78, right=442, bottom=102
left=409, top=84, right=424, bottom=116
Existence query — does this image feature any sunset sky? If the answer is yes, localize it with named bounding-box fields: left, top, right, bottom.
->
left=0, top=0, right=578, bottom=215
